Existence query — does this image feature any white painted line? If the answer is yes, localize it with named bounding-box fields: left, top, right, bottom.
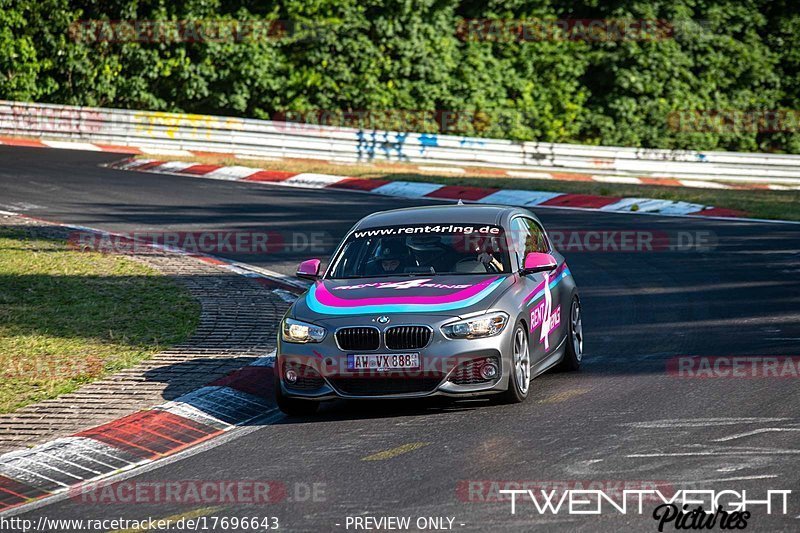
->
left=272, top=288, right=299, bottom=303
left=769, top=184, right=800, bottom=191
left=713, top=428, right=800, bottom=443
left=623, top=418, right=791, bottom=429
left=204, top=165, right=261, bottom=180
left=0, top=460, right=71, bottom=488
left=591, top=175, right=643, bottom=184
left=51, top=437, right=137, bottom=470
left=219, top=263, right=257, bottom=276
left=600, top=198, right=681, bottom=213
left=418, top=166, right=466, bottom=174
left=152, top=161, right=196, bottom=173
left=654, top=201, right=707, bottom=215
left=156, top=400, right=231, bottom=430
left=252, top=353, right=276, bottom=367
left=113, top=158, right=158, bottom=169
left=169, top=387, right=249, bottom=422
left=628, top=451, right=800, bottom=457
left=371, top=181, right=444, bottom=198
left=229, top=263, right=309, bottom=291
left=34, top=450, right=103, bottom=476
left=0, top=202, right=45, bottom=212
left=691, top=475, right=778, bottom=483
left=41, top=140, right=102, bottom=151
left=251, top=349, right=277, bottom=366
left=678, top=179, right=732, bottom=189
left=138, top=147, right=195, bottom=157
left=3, top=455, right=86, bottom=482
left=212, top=387, right=271, bottom=409
left=477, top=189, right=562, bottom=206
left=236, top=155, right=280, bottom=161
left=506, top=171, right=554, bottom=179
left=284, top=173, right=347, bottom=188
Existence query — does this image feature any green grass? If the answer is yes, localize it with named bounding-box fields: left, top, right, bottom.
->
left=148, top=154, right=800, bottom=221
left=0, top=226, right=200, bottom=414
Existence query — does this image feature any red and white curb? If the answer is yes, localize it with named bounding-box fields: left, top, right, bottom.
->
left=4, top=135, right=798, bottom=192
left=0, top=212, right=301, bottom=514
left=421, top=167, right=800, bottom=191
left=110, top=158, right=752, bottom=220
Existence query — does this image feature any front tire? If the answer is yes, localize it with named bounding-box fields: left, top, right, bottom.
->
left=499, top=323, right=531, bottom=404
left=558, top=295, right=583, bottom=371
left=274, top=374, right=319, bottom=416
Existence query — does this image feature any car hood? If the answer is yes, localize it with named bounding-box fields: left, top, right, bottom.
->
left=292, top=274, right=514, bottom=319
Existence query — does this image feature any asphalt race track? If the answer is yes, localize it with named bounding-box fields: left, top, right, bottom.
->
left=2, top=146, right=800, bottom=531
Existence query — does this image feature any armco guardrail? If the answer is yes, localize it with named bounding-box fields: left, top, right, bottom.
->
left=2, top=100, right=800, bottom=185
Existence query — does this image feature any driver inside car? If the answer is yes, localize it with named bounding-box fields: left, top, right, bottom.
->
left=366, top=242, right=412, bottom=275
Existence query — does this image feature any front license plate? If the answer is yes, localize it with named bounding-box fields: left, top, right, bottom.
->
left=347, top=353, right=420, bottom=371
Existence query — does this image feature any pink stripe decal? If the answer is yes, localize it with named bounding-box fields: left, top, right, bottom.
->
left=314, top=276, right=500, bottom=308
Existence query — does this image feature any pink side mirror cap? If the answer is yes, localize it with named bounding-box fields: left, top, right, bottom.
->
left=523, top=252, right=557, bottom=274
left=296, top=259, right=321, bottom=280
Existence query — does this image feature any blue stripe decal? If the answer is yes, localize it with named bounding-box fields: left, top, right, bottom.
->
left=525, top=268, right=571, bottom=304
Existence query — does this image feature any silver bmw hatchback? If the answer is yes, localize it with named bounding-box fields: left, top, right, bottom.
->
left=275, top=205, right=583, bottom=415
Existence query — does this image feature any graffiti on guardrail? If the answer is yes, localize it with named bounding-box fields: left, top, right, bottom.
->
left=0, top=103, right=107, bottom=134
left=132, top=111, right=243, bottom=139
left=668, top=110, right=800, bottom=133
left=3, top=100, right=800, bottom=185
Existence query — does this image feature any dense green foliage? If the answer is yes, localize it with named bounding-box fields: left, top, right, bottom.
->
left=1, top=0, right=798, bottom=152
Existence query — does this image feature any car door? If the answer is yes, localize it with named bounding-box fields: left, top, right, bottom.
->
left=510, top=216, right=566, bottom=364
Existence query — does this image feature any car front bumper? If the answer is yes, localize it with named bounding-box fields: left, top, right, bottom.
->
left=276, top=314, right=515, bottom=400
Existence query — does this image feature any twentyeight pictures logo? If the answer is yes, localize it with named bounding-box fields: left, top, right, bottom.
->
left=489, top=487, right=791, bottom=531
left=458, top=483, right=793, bottom=530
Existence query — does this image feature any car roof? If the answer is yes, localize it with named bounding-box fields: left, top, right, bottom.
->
left=354, top=204, right=540, bottom=230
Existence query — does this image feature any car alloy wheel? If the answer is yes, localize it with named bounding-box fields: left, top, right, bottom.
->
left=571, top=299, right=583, bottom=362
left=513, top=325, right=531, bottom=394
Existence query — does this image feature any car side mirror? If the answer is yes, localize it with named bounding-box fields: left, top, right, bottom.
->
left=296, top=259, right=321, bottom=281
left=521, top=252, right=557, bottom=275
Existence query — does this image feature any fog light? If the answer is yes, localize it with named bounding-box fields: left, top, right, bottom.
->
left=285, top=368, right=298, bottom=383
left=480, top=362, right=498, bottom=380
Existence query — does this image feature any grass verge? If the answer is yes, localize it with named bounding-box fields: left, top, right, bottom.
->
left=145, top=154, right=800, bottom=221
left=0, top=225, right=200, bottom=414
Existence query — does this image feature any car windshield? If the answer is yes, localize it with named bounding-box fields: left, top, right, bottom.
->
left=327, top=224, right=512, bottom=278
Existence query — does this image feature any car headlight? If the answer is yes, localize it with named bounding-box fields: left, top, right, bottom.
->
left=441, top=312, right=509, bottom=339
left=282, top=318, right=326, bottom=343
